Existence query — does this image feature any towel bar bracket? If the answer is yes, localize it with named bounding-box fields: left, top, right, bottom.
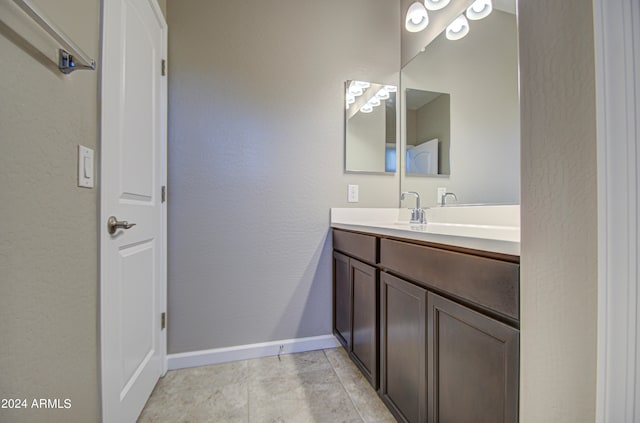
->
left=58, top=49, right=96, bottom=74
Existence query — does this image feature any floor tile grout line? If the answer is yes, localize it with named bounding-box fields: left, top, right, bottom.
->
left=323, top=348, right=367, bottom=423
left=246, top=378, right=250, bottom=423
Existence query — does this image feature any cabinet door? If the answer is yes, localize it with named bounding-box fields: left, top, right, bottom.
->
left=380, top=272, right=427, bottom=423
left=428, top=292, right=519, bottom=423
left=350, top=259, right=378, bottom=388
left=333, top=251, right=351, bottom=349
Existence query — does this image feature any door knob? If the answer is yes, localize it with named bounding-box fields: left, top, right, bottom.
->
left=107, top=216, right=136, bottom=235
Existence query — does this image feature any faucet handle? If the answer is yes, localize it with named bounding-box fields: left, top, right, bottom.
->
left=441, top=192, right=458, bottom=206
left=409, top=207, right=427, bottom=224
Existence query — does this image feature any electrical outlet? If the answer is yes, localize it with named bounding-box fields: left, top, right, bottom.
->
left=348, top=184, right=359, bottom=203
left=437, top=187, right=447, bottom=204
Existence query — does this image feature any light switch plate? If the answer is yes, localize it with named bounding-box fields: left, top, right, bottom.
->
left=348, top=184, right=359, bottom=203
left=78, top=145, right=94, bottom=188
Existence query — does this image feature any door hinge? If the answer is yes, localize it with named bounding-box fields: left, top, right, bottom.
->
left=161, top=185, right=166, bottom=203
left=161, top=312, right=166, bottom=330
left=161, top=59, right=166, bottom=76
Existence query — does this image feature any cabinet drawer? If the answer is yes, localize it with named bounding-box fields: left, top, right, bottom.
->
left=333, top=229, right=377, bottom=264
left=380, top=238, right=519, bottom=321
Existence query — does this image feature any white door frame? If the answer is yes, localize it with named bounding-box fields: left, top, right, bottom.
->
left=99, top=0, right=168, bottom=419
left=594, top=0, right=639, bottom=421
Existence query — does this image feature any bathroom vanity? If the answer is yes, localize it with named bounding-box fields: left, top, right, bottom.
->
left=331, top=207, right=520, bottom=423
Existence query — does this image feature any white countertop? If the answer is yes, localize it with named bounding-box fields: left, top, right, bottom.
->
left=330, top=206, right=520, bottom=256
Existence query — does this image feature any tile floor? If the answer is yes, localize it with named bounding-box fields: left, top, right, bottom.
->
left=138, top=347, right=396, bottom=423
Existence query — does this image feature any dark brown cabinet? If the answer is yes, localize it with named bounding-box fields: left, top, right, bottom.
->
left=351, top=258, right=378, bottom=386
left=380, top=272, right=427, bottom=423
left=332, top=228, right=520, bottom=423
left=333, top=251, right=351, bottom=349
left=428, top=292, right=519, bottom=423
left=332, top=247, right=379, bottom=388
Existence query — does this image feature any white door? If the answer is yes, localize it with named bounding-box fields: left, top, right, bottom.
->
left=100, top=0, right=167, bottom=422
left=406, top=138, right=439, bottom=174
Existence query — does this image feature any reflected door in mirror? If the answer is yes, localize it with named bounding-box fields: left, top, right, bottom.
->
left=405, top=89, right=450, bottom=176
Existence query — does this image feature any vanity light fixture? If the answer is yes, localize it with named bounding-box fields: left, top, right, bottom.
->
left=405, top=1, right=429, bottom=33
left=445, top=14, right=470, bottom=40
left=424, top=0, right=451, bottom=11
left=466, top=0, right=492, bottom=20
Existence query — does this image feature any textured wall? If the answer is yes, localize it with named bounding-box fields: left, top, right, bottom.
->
left=519, top=0, right=598, bottom=421
left=0, top=0, right=100, bottom=422
left=166, top=0, right=400, bottom=353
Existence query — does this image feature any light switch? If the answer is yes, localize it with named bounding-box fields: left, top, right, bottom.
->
left=78, top=145, right=94, bottom=188
left=348, top=184, right=359, bottom=203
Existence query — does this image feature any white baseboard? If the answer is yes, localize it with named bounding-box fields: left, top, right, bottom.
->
left=167, top=334, right=339, bottom=371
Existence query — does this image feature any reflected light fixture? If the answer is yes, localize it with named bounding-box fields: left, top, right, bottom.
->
left=446, top=14, right=470, bottom=40
left=466, top=0, right=492, bottom=20
left=368, top=97, right=381, bottom=107
left=360, top=103, right=374, bottom=113
left=353, top=80, right=371, bottom=89
left=376, top=88, right=390, bottom=100
left=424, top=0, right=451, bottom=11
left=348, top=84, right=363, bottom=96
left=405, top=2, right=429, bottom=33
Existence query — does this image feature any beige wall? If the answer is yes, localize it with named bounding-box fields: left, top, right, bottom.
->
left=166, top=0, right=400, bottom=353
left=0, top=0, right=100, bottom=422
left=519, top=0, right=598, bottom=421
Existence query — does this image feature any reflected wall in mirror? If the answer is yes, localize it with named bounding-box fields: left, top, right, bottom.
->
left=401, top=0, right=520, bottom=205
left=345, top=81, right=397, bottom=174
left=405, top=89, right=451, bottom=175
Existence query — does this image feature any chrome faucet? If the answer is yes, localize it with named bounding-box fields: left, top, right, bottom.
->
left=401, top=191, right=426, bottom=224
left=441, top=192, right=458, bottom=206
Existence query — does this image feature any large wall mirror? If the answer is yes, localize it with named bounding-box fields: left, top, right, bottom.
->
left=345, top=81, right=397, bottom=174
left=400, top=0, right=520, bottom=205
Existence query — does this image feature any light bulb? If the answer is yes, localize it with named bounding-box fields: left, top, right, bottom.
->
left=376, top=88, right=390, bottom=100
left=368, top=97, right=381, bottom=107
left=384, top=85, right=397, bottom=93
left=405, top=2, right=429, bottom=33
left=348, top=84, right=363, bottom=96
left=466, top=0, right=492, bottom=20
left=424, top=0, right=450, bottom=11
left=354, top=80, right=371, bottom=89
left=360, top=104, right=373, bottom=113
left=446, top=15, right=470, bottom=40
